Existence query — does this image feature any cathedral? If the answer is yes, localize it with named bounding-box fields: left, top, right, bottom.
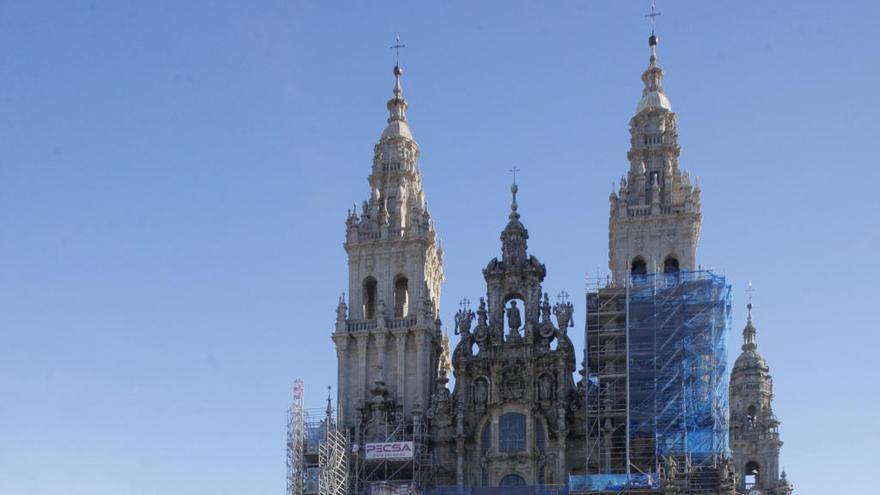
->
left=323, top=29, right=793, bottom=495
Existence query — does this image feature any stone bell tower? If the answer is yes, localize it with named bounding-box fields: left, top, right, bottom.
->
left=730, top=303, right=794, bottom=495
left=608, top=34, right=702, bottom=286
left=331, top=63, right=445, bottom=432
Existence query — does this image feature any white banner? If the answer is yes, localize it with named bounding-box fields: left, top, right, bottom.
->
left=364, top=441, right=414, bottom=460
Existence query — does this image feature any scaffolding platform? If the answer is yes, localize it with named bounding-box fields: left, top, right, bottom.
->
left=578, top=270, right=731, bottom=492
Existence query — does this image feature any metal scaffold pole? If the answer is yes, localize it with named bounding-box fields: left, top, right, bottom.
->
left=288, top=379, right=305, bottom=495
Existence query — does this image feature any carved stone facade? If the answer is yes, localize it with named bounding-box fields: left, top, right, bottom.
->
left=428, top=184, right=584, bottom=488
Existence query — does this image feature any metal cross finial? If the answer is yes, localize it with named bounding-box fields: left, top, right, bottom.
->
left=645, top=0, right=661, bottom=35
left=746, top=280, right=755, bottom=308
left=508, top=166, right=521, bottom=185
left=390, top=35, right=406, bottom=66
left=459, top=298, right=472, bottom=311
left=557, top=291, right=570, bottom=304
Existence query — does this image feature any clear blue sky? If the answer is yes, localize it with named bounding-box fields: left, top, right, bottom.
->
left=1, top=1, right=877, bottom=494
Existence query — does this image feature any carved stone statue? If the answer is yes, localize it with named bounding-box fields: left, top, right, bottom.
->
left=474, top=378, right=489, bottom=409
left=477, top=298, right=488, bottom=327
left=538, top=373, right=554, bottom=401
left=540, top=293, right=552, bottom=323
left=506, top=300, right=522, bottom=332
left=553, top=299, right=574, bottom=334
left=455, top=307, right=475, bottom=335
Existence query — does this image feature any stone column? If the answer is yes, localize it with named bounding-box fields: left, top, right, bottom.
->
left=355, top=333, right=369, bottom=411
left=456, top=410, right=465, bottom=485
left=557, top=404, right=568, bottom=484
left=374, top=331, right=387, bottom=384
left=394, top=330, right=407, bottom=412
left=415, top=331, right=426, bottom=410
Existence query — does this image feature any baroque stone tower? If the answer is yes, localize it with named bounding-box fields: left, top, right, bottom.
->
left=331, top=64, right=445, bottom=433
left=730, top=304, right=794, bottom=495
left=608, top=34, right=701, bottom=286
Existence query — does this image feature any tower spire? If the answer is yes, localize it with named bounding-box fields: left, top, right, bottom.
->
left=743, top=282, right=757, bottom=351
left=742, top=302, right=758, bottom=352
left=381, top=41, right=412, bottom=140
left=508, top=166, right=521, bottom=221
left=325, top=385, right=333, bottom=419
left=636, top=1, right=670, bottom=113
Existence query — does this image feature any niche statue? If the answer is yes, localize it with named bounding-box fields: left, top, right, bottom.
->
left=506, top=300, right=522, bottom=332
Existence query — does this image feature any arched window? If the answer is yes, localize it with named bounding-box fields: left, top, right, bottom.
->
left=747, top=405, right=757, bottom=427
left=744, top=461, right=760, bottom=488
left=631, top=257, right=647, bottom=281
left=500, top=474, right=526, bottom=486
left=363, top=278, right=377, bottom=319
left=499, top=412, right=527, bottom=453
left=663, top=257, right=680, bottom=274
left=393, top=276, right=409, bottom=317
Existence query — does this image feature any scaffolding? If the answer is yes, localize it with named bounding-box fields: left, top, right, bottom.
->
left=351, top=411, right=432, bottom=495
left=286, top=379, right=349, bottom=495
left=577, top=270, right=731, bottom=492
left=288, top=379, right=305, bottom=495
left=319, top=416, right=349, bottom=495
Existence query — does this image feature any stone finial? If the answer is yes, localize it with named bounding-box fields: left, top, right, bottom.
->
left=438, top=330, right=452, bottom=378
left=336, top=293, right=348, bottom=332
left=477, top=297, right=488, bottom=327
left=381, top=64, right=412, bottom=140
left=553, top=295, right=574, bottom=334
left=454, top=301, right=475, bottom=335
left=500, top=183, right=529, bottom=265
left=336, top=294, right=347, bottom=321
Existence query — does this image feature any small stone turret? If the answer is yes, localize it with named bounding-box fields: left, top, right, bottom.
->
left=730, top=303, right=792, bottom=495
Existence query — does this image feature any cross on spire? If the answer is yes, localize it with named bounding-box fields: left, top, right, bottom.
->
left=390, top=35, right=406, bottom=67
left=745, top=280, right=755, bottom=318
left=459, top=298, right=472, bottom=311
left=557, top=291, right=570, bottom=304
left=508, top=166, right=521, bottom=186
left=645, top=0, right=661, bottom=35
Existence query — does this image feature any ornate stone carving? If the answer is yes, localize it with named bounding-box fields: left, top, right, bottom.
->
left=538, top=373, right=555, bottom=402
left=553, top=298, right=574, bottom=335
left=500, top=360, right=525, bottom=401
left=473, top=377, right=489, bottom=410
